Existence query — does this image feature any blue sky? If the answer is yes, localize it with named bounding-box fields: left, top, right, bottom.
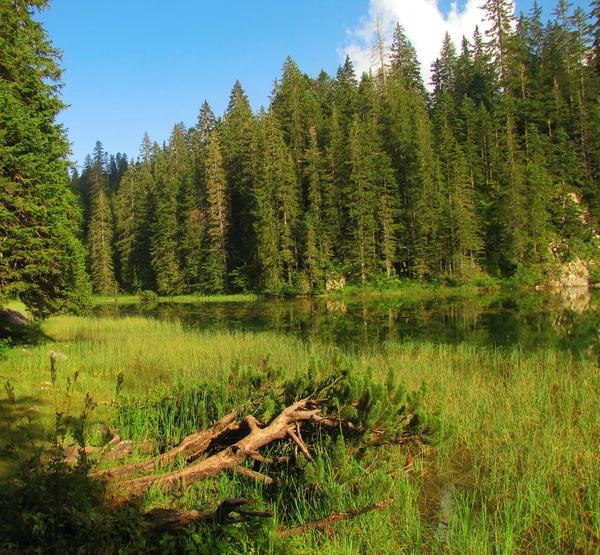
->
left=38, top=0, right=591, bottom=167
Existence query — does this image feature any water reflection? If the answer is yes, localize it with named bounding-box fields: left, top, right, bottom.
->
left=93, top=289, right=600, bottom=356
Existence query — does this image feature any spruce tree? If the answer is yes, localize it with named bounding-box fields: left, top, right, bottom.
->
left=113, top=160, right=138, bottom=291
left=181, top=102, right=216, bottom=290
left=150, top=138, right=182, bottom=295
left=130, top=133, right=157, bottom=291
left=482, top=0, right=516, bottom=92
left=88, top=141, right=117, bottom=294
left=221, top=81, right=256, bottom=288
left=0, top=0, right=90, bottom=316
left=346, top=112, right=379, bottom=282
left=252, top=109, right=301, bottom=291
left=389, top=23, right=426, bottom=94
left=433, top=93, right=482, bottom=277
left=302, top=125, right=331, bottom=289
left=201, top=130, right=229, bottom=293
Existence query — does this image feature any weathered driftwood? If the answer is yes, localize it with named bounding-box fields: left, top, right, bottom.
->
left=90, top=379, right=410, bottom=538
left=92, top=409, right=238, bottom=482
left=107, top=399, right=332, bottom=497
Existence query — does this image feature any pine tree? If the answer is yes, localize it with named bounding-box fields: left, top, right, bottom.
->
left=482, top=0, right=516, bottom=92
left=346, top=113, right=379, bottom=282
left=302, top=125, right=331, bottom=289
left=88, top=141, right=117, bottom=294
left=0, top=0, right=90, bottom=316
left=180, top=102, right=216, bottom=290
left=201, top=130, right=229, bottom=293
left=389, top=23, right=425, bottom=94
left=431, top=32, right=457, bottom=101
left=433, top=93, right=482, bottom=277
left=522, top=124, right=554, bottom=265
left=272, top=57, right=319, bottom=173
left=252, top=109, right=301, bottom=291
left=150, top=138, right=182, bottom=295
left=130, top=133, right=157, bottom=291
left=113, top=160, right=138, bottom=290
left=221, top=81, right=256, bottom=288
left=592, top=0, right=600, bottom=75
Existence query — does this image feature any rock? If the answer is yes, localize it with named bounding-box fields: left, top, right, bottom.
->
left=0, top=308, right=29, bottom=327
left=550, top=258, right=590, bottom=290
left=559, top=287, right=591, bottom=313
left=0, top=308, right=30, bottom=339
left=325, top=276, right=346, bottom=291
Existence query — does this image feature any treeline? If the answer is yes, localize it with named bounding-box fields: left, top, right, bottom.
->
left=73, top=0, right=600, bottom=295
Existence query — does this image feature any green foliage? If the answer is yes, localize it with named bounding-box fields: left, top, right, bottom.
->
left=73, top=1, right=600, bottom=294
left=137, top=289, right=158, bottom=302
left=0, top=357, right=136, bottom=554
left=0, top=338, right=11, bottom=360
left=0, top=0, right=91, bottom=318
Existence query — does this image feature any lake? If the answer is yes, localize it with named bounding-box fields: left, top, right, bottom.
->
left=93, top=288, right=600, bottom=356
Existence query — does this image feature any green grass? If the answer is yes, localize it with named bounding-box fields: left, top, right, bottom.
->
left=92, top=292, right=260, bottom=305
left=0, top=315, right=598, bottom=553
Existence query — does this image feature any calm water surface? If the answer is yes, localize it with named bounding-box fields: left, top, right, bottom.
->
left=93, top=289, right=600, bottom=355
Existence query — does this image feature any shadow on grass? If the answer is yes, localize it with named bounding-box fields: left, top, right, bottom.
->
left=0, top=320, right=54, bottom=348
left=0, top=392, right=48, bottom=477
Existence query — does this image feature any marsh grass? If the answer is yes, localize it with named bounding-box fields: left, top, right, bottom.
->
left=0, top=315, right=598, bottom=552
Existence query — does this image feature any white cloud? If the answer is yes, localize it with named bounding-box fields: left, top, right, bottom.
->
left=341, top=0, right=515, bottom=85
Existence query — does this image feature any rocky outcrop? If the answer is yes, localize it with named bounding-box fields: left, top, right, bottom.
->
left=325, top=276, right=346, bottom=291
left=0, top=308, right=29, bottom=327
left=550, top=259, right=589, bottom=290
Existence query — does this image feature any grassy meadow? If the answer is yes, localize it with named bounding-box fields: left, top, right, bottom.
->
left=0, top=311, right=598, bottom=553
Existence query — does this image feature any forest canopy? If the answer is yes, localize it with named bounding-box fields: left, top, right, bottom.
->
left=75, top=0, right=600, bottom=296
left=3, top=0, right=600, bottom=308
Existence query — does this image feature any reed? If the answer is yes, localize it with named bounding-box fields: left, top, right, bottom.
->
left=0, top=314, right=597, bottom=553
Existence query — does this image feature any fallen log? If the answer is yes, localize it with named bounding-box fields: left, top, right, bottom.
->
left=143, top=497, right=394, bottom=536
left=144, top=498, right=273, bottom=531
left=111, top=399, right=328, bottom=497
left=278, top=498, right=395, bottom=538
left=92, top=410, right=238, bottom=482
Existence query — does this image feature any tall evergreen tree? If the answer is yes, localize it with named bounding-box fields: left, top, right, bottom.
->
left=221, top=81, right=256, bottom=288
left=272, top=57, right=319, bottom=173
left=252, top=109, right=301, bottom=291
left=389, top=23, right=425, bottom=94
left=150, top=137, right=182, bottom=295
left=87, top=141, right=117, bottom=294
left=0, top=0, right=90, bottom=316
left=180, top=102, right=216, bottom=290
left=113, top=160, right=138, bottom=291
left=302, top=125, right=332, bottom=288
left=482, top=0, right=516, bottom=91
left=433, top=92, right=482, bottom=276
left=201, top=130, right=229, bottom=293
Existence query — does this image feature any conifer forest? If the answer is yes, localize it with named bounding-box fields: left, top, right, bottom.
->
left=3, top=2, right=600, bottom=553
left=69, top=0, right=600, bottom=299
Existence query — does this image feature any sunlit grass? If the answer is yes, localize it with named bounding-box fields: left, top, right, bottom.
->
left=0, top=314, right=598, bottom=552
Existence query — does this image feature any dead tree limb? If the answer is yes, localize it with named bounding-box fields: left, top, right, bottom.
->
left=231, top=465, right=276, bottom=485
left=111, top=399, right=326, bottom=497
left=144, top=498, right=273, bottom=531
left=278, top=498, right=395, bottom=538
left=93, top=410, right=238, bottom=482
